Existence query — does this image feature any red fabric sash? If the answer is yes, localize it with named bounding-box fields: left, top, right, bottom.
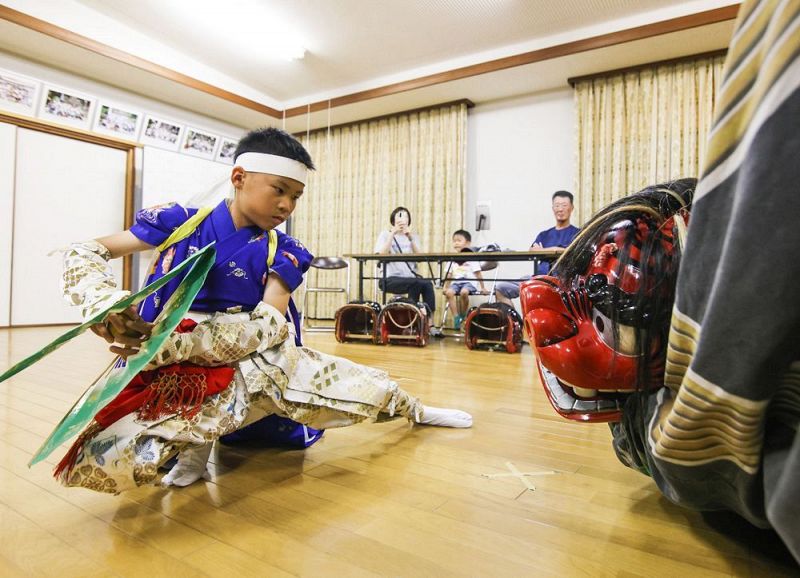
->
left=94, top=364, right=234, bottom=427
left=94, top=319, right=233, bottom=427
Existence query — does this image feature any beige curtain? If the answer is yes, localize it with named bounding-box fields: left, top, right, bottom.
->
left=293, top=102, right=467, bottom=319
left=574, top=54, right=725, bottom=222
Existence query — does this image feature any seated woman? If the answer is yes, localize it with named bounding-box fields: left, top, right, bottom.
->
left=374, top=206, right=438, bottom=334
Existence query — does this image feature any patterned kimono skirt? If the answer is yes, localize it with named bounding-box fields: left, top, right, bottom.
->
left=60, top=332, right=421, bottom=494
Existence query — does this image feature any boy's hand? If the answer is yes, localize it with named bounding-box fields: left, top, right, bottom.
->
left=91, top=305, right=153, bottom=359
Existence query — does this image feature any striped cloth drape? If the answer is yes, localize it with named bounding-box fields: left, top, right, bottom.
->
left=574, top=54, right=725, bottom=222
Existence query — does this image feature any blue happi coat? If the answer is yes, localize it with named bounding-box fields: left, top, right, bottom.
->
left=130, top=200, right=312, bottom=343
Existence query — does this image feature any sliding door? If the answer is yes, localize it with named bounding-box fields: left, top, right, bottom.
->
left=11, top=128, right=127, bottom=325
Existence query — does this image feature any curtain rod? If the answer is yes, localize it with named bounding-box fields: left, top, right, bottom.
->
left=567, top=49, right=728, bottom=86
left=292, top=98, right=474, bottom=137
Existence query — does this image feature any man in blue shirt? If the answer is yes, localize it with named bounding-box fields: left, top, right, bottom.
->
left=495, top=190, right=580, bottom=307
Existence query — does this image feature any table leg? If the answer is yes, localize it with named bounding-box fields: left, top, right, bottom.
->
left=358, top=259, right=364, bottom=301
left=382, top=263, right=387, bottom=305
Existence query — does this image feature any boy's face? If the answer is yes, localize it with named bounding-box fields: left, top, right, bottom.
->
left=231, top=168, right=304, bottom=230
left=452, top=234, right=469, bottom=250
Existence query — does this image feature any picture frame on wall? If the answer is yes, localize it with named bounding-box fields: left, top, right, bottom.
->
left=38, top=84, right=96, bottom=129
left=93, top=101, right=143, bottom=140
left=216, top=137, right=237, bottom=164
left=181, top=126, right=219, bottom=160
left=0, top=68, right=42, bottom=117
left=140, top=114, right=184, bottom=151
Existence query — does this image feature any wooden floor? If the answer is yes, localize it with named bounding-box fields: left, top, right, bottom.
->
left=0, top=326, right=796, bottom=577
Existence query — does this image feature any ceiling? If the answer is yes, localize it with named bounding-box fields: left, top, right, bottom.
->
left=0, top=0, right=738, bottom=131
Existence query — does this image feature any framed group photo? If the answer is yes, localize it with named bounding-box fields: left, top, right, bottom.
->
left=140, top=114, right=184, bottom=150
left=38, top=84, right=96, bottom=129
left=181, top=126, right=219, bottom=160
left=216, top=137, right=237, bottom=164
left=0, top=68, right=41, bottom=116
left=93, top=101, right=143, bottom=140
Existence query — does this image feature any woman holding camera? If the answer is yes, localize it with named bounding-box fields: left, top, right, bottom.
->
left=373, top=206, right=437, bottom=333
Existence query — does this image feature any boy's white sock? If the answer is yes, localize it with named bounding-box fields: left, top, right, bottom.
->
left=161, top=442, right=213, bottom=487
left=417, top=406, right=473, bottom=428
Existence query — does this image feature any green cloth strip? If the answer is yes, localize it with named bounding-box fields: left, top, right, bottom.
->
left=4, top=243, right=218, bottom=467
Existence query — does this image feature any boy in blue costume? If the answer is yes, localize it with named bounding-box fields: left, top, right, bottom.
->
left=59, top=128, right=472, bottom=493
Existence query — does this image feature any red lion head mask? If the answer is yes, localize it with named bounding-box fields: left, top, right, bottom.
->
left=521, top=180, right=695, bottom=422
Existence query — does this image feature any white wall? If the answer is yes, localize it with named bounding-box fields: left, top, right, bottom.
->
left=142, top=147, right=233, bottom=208
left=466, top=88, right=575, bottom=280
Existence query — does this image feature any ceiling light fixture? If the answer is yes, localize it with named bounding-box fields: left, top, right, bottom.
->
left=162, top=0, right=307, bottom=61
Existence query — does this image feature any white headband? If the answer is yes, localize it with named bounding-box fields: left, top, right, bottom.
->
left=235, top=152, right=308, bottom=185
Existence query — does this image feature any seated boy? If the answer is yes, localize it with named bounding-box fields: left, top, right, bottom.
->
left=57, top=128, right=472, bottom=494
left=443, top=230, right=487, bottom=329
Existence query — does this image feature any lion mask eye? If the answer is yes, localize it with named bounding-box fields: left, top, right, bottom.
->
left=593, top=307, right=638, bottom=356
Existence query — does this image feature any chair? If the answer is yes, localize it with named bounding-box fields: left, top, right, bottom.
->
left=440, top=259, right=499, bottom=332
left=302, top=256, right=350, bottom=332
